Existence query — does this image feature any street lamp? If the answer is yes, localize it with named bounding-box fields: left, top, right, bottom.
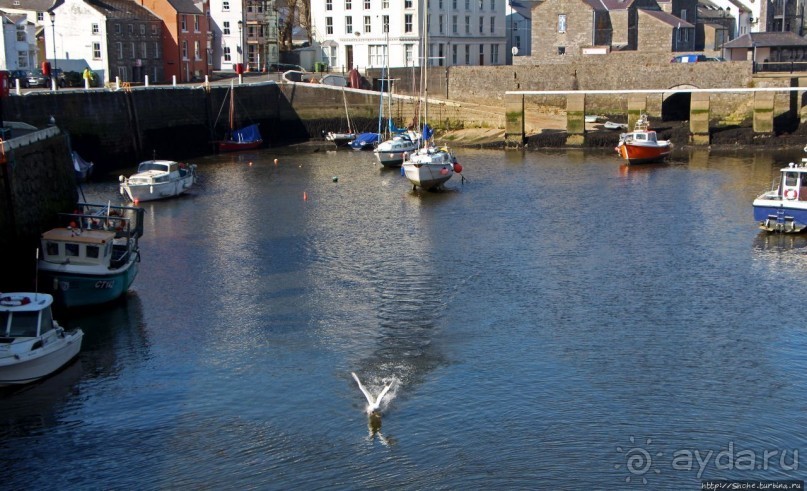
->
left=238, top=19, right=243, bottom=68
left=49, top=11, right=57, bottom=88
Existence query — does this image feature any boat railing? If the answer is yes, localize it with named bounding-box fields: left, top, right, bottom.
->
left=59, top=203, right=146, bottom=240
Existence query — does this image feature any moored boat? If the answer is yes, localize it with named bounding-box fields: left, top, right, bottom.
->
left=217, top=81, right=263, bottom=152
left=753, top=154, right=807, bottom=233
left=38, top=203, right=145, bottom=308
left=374, top=132, right=418, bottom=168
left=350, top=132, right=380, bottom=151
left=0, top=292, right=83, bottom=386
left=119, top=159, right=197, bottom=203
left=401, top=124, right=463, bottom=190
left=615, top=114, right=671, bottom=165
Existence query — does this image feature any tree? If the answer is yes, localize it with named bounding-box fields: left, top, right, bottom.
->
left=277, top=0, right=311, bottom=52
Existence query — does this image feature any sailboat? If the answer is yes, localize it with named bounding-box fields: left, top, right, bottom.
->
left=326, top=87, right=357, bottom=147
left=217, top=81, right=263, bottom=152
left=401, top=8, right=462, bottom=190
left=374, top=52, right=419, bottom=168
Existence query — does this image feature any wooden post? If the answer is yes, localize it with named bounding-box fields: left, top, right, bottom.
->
left=505, top=94, right=524, bottom=147
left=690, top=92, right=710, bottom=145
left=566, top=93, right=585, bottom=146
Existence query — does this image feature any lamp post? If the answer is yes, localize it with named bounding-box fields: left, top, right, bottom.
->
left=49, top=11, right=57, bottom=89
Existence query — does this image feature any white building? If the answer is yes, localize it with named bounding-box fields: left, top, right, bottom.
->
left=208, top=0, right=278, bottom=71
left=0, top=12, right=36, bottom=70
left=0, top=0, right=55, bottom=70
left=310, top=0, right=507, bottom=72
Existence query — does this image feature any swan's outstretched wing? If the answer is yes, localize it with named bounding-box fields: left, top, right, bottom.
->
left=374, top=383, right=393, bottom=407
left=352, top=372, right=375, bottom=406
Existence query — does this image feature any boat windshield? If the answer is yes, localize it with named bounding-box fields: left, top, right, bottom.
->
left=785, top=171, right=800, bottom=186
left=137, top=162, right=168, bottom=173
left=7, top=311, right=39, bottom=337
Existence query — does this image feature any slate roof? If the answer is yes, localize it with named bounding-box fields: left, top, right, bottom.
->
left=723, top=31, right=807, bottom=48
left=640, top=8, right=695, bottom=28
left=0, top=0, right=54, bottom=10
left=51, top=0, right=159, bottom=20
left=166, top=0, right=205, bottom=14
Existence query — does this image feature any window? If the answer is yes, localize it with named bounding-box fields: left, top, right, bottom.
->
left=452, top=16, right=457, bottom=34
left=365, top=0, right=371, bottom=8
left=369, top=44, right=386, bottom=66
left=17, top=51, right=27, bottom=68
left=464, top=44, right=470, bottom=64
left=141, top=41, right=147, bottom=58
left=115, top=23, right=121, bottom=34
left=465, top=16, right=470, bottom=34
left=479, top=16, right=483, bottom=33
left=131, top=42, right=136, bottom=58
left=364, top=16, right=371, bottom=33
left=465, top=0, right=470, bottom=9
left=439, top=15, right=443, bottom=34
left=438, top=43, right=444, bottom=66
left=154, top=42, right=160, bottom=59
left=346, top=16, right=352, bottom=33
left=681, top=9, right=687, bottom=22
left=557, top=46, right=565, bottom=55
left=16, top=29, right=24, bottom=42
left=224, top=21, right=230, bottom=35
left=346, top=0, right=352, bottom=9
left=452, top=0, right=457, bottom=8
left=491, top=43, right=499, bottom=63
left=223, top=1, right=230, bottom=11
left=490, top=0, right=495, bottom=9
left=478, top=0, right=483, bottom=9
left=129, top=24, right=134, bottom=34
left=195, top=41, right=201, bottom=60
left=181, top=15, right=187, bottom=32
left=194, top=15, right=200, bottom=32
left=37, top=12, right=43, bottom=22
left=405, top=0, right=412, bottom=7
left=405, top=43, right=413, bottom=65
left=490, top=16, right=494, bottom=33
left=182, top=41, right=189, bottom=60
left=558, top=14, right=566, bottom=33
left=92, top=23, right=99, bottom=34
left=452, top=44, right=457, bottom=64
left=383, top=0, right=389, bottom=7
left=383, top=15, right=389, bottom=33
left=140, top=24, right=146, bottom=35
left=326, top=0, right=332, bottom=10
left=326, top=17, right=333, bottom=34
left=224, top=46, right=231, bottom=61
left=93, top=42, right=101, bottom=59
left=152, top=25, right=158, bottom=35
left=479, top=44, right=484, bottom=64
left=405, top=14, right=412, bottom=33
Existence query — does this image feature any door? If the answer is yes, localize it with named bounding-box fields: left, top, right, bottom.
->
left=346, top=45, right=353, bottom=71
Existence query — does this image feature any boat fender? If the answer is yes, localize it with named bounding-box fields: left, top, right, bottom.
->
left=785, top=189, right=798, bottom=200
left=453, top=163, right=463, bottom=173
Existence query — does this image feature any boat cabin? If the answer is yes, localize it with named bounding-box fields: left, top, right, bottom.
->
left=40, top=229, right=116, bottom=267
left=0, top=294, right=54, bottom=340
left=623, top=130, right=658, bottom=144
left=779, top=161, right=807, bottom=201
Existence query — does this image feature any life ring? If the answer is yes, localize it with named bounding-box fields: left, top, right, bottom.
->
left=785, top=189, right=798, bottom=200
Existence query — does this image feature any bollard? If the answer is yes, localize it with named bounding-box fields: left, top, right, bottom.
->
left=145, top=75, right=149, bottom=87
left=14, top=78, right=20, bottom=95
left=116, top=76, right=120, bottom=90
left=85, top=77, right=89, bottom=90
left=172, top=75, right=177, bottom=86
left=238, top=74, right=243, bottom=85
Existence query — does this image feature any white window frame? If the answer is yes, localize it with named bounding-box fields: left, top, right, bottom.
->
left=558, top=14, right=566, bottom=33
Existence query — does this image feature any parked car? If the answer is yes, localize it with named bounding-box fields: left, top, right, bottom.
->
left=269, top=63, right=304, bottom=72
left=670, top=54, right=722, bottom=63
left=26, top=69, right=49, bottom=87
left=9, top=69, right=28, bottom=88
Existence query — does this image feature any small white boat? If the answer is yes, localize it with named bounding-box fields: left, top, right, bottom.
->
left=752, top=149, right=807, bottom=233
left=585, top=115, right=606, bottom=123
left=0, top=292, right=83, bottom=386
left=402, top=142, right=462, bottom=191
left=119, top=159, right=197, bottom=203
left=604, top=121, right=628, bottom=130
left=374, top=132, right=418, bottom=168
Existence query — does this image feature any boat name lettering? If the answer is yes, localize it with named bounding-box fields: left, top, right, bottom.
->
left=95, top=280, right=115, bottom=289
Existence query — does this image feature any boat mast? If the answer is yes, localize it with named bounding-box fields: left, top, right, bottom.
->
left=229, top=80, right=235, bottom=134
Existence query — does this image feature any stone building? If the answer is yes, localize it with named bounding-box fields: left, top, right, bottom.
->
left=529, top=0, right=695, bottom=63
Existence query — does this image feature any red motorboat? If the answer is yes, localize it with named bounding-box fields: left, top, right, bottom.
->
left=615, top=114, right=671, bottom=165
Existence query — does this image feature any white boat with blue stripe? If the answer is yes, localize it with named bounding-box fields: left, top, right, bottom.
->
left=753, top=154, right=807, bottom=233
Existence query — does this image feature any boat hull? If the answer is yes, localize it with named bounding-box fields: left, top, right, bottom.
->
left=752, top=196, right=807, bottom=233
left=38, top=259, right=139, bottom=308
left=616, top=142, right=671, bottom=165
left=121, top=174, right=195, bottom=202
left=218, top=139, right=263, bottom=152
left=0, top=330, right=83, bottom=386
left=402, top=148, right=456, bottom=190
left=326, top=133, right=356, bottom=147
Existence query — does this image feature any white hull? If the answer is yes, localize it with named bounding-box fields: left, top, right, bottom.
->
left=374, top=139, right=418, bottom=167
left=402, top=147, right=456, bottom=190
left=121, top=174, right=195, bottom=202
left=0, top=330, right=83, bottom=386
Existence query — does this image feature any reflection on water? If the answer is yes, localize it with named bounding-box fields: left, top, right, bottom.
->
left=2, top=148, right=807, bottom=489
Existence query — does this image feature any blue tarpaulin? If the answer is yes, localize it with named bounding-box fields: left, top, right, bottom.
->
left=350, top=132, right=380, bottom=150
left=422, top=124, right=433, bottom=141
left=231, top=124, right=262, bottom=143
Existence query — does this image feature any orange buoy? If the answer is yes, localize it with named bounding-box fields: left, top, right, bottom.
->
left=274, top=158, right=279, bottom=165
left=303, top=191, right=308, bottom=201
left=453, top=163, right=463, bottom=173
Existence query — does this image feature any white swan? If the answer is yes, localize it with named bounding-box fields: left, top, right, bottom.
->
left=351, top=372, right=392, bottom=413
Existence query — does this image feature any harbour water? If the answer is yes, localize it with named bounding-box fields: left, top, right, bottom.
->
left=1, top=147, right=806, bottom=489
